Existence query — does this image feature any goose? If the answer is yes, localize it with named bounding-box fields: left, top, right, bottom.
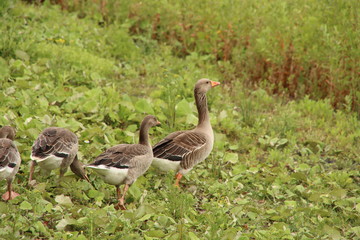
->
left=86, top=115, right=160, bottom=210
left=152, top=78, right=220, bottom=186
left=29, top=127, right=89, bottom=185
left=0, top=126, right=21, bottom=200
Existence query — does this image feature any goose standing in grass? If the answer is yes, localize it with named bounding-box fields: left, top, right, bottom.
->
left=29, top=127, right=89, bottom=185
left=152, top=79, right=220, bottom=186
left=0, top=126, right=21, bottom=201
left=86, top=115, right=160, bottom=210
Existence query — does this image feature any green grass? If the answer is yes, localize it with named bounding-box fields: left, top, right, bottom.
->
left=0, top=1, right=359, bottom=239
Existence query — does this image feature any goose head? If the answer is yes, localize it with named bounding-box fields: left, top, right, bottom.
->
left=194, top=78, right=220, bottom=94
left=0, top=126, right=16, bottom=140
left=142, top=115, right=161, bottom=128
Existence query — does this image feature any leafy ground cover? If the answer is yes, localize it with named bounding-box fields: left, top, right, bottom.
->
left=0, top=1, right=359, bottom=239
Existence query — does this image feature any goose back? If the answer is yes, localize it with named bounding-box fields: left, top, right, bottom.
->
left=31, top=127, right=78, bottom=170
left=88, top=143, right=153, bottom=185
left=0, top=139, right=21, bottom=181
left=0, top=126, right=21, bottom=182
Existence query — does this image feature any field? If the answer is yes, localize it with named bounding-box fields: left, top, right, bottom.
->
left=0, top=0, right=360, bottom=239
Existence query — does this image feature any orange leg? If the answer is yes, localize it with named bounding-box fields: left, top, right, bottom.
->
left=174, top=172, right=183, bottom=187
left=2, top=181, right=19, bottom=201
left=115, top=184, right=129, bottom=210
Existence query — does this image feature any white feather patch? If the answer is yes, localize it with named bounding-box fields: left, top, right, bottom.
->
left=0, top=166, right=14, bottom=180
left=31, top=154, right=63, bottom=170
left=152, top=157, right=181, bottom=172
left=86, top=165, right=128, bottom=186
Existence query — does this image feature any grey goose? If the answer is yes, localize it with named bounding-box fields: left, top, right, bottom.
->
left=29, top=127, right=89, bottom=185
left=0, top=126, right=21, bottom=200
left=152, top=78, right=220, bottom=186
left=86, top=115, right=160, bottom=210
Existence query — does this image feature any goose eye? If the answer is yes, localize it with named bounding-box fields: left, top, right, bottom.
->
left=206, top=81, right=210, bottom=84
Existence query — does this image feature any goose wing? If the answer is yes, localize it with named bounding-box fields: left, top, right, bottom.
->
left=0, top=139, right=20, bottom=169
left=90, top=144, right=149, bottom=169
left=153, top=130, right=207, bottom=161
left=31, top=127, right=77, bottom=159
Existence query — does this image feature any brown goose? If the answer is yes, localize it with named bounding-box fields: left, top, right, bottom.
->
left=86, top=115, right=160, bottom=210
left=29, top=127, right=89, bottom=185
left=0, top=126, right=21, bottom=200
left=152, top=78, right=220, bottom=186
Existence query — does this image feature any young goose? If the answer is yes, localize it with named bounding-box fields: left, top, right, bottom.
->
left=152, top=79, right=220, bottom=186
left=86, top=115, right=160, bottom=210
left=0, top=126, right=21, bottom=200
left=29, top=127, right=89, bottom=185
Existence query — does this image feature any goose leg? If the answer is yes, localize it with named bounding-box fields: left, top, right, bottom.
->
left=116, top=185, right=121, bottom=200
left=2, top=181, right=19, bottom=201
left=116, top=184, right=129, bottom=210
left=28, top=160, right=37, bottom=186
left=114, top=185, right=122, bottom=210
left=174, top=172, right=183, bottom=187
left=59, top=167, right=67, bottom=179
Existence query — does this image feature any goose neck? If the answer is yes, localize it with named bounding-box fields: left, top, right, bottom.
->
left=195, top=91, right=210, bottom=127
left=139, top=123, right=150, bottom=146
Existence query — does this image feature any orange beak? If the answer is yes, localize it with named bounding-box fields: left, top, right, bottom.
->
left=211, top=81, right=221, bottom=87
left=156, top=121, right=161, bottom=125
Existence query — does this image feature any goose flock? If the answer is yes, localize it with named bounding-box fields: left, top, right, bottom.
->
left=0, top=79, right=220, bottom=209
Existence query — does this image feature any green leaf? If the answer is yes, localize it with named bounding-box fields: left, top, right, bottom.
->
left=45, top=203, right=53, bottom=212
left=0, top=57, right=9, bottom=78
left=235, top=199, right=249, bottom=205
left=0, top=202, right=8, bottom=213
left=218, top=110, right=228, bottom=121
left=186, top=113, right=198, bottom=125
left=277, top=138, right=288, bottom=146
left=88, top=189, right=101, bottom=198
left=291, top=172, right=307, bottom=181
left=322, top=225, right=341, bottom=240
left=258, top=137, right=268, bottom=145
left=351, top=226, right=360, bottom=237
left=145, top=230, right=166, bottom=238
left=56, top=218, right=77, bottom=231
left=298, top=163, right=310, bottom=171
left=135, top=99, right=154, bottom=114
left=34, top=221, right=50, bottom=236
left=55, top=195, right=73, bottom=207
left=224, top=152, right=238, bottom=164
left=176, top=98, right=192, bottom=116
left=90, top=72, right=101, bottom=81
left=284, top=200, right=297, bottom=208
left=270, top=137, right=279, bottom=146
left=355, top=203, right=360, bottom=213
left=330, top=188, right=347, bottom=199
left=188, top=232, right=200, bottom=240
left=138, top=214, right=152, bottom=221
left=229, top=144, right=238, bottom=150
left=15, top=50, right=30, bottom=62
left=20, top=201, right=33, bottom=210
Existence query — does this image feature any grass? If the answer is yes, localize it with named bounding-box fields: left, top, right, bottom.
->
left=0, top=1, right=359, bottom=239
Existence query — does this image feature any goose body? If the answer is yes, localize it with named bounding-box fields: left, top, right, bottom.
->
left=152, top=79, right=220, bottom=186
left=88, top=166, right=128, bottom=186
left=152, top=129, right=213, bottom=174
left=32, top=154, right=63, bottom=171
left=0, top=126, right=21, bottom=200
left=87, top=144, right=151, bottom=186
left=87, top=115, right=160, bottom=210
left=29, top=127, right=89, bottom=184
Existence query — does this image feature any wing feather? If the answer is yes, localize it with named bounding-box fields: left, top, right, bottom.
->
left=152, top=131, right=207, bottom=161
left=89, top=144, right=149, bottom=169
left=32, top=127, right=77, bottom=159
left=0, top=139, right=20, bottom=168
